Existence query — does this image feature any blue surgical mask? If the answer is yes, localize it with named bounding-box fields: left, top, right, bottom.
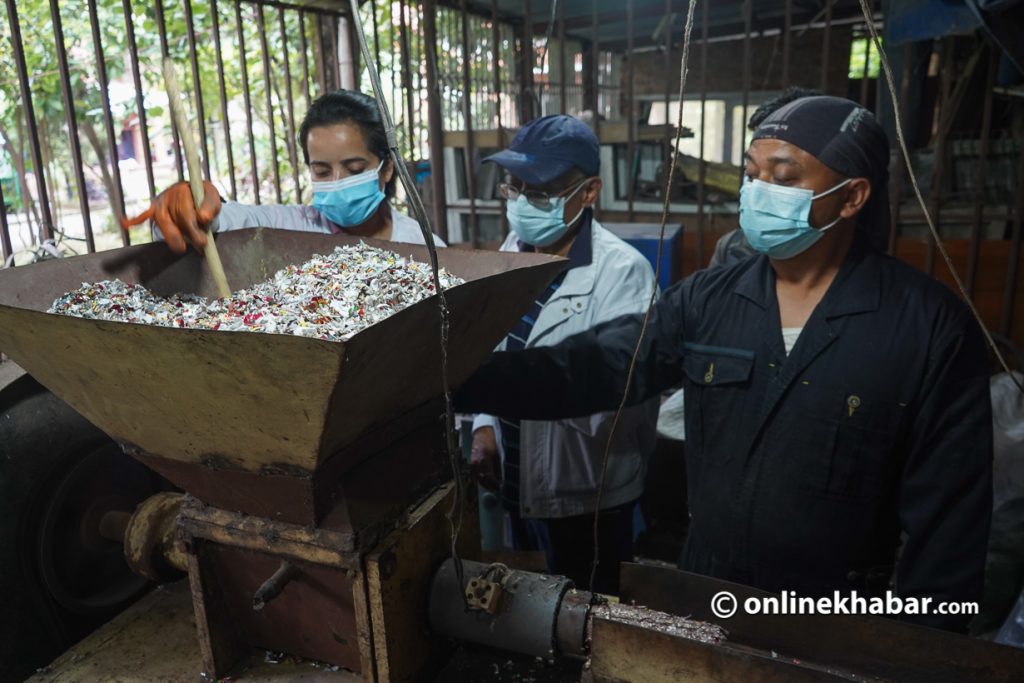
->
left=739, top=177, right=851, bottom=260
left=506, top=182, right=588, bottom=247
left=311, top=160, right=386, bottom=228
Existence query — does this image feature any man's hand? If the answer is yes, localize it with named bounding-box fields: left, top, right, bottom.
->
left=121, top=180, right=221, bottom=254
left=469, top=427, right=501, bottom=492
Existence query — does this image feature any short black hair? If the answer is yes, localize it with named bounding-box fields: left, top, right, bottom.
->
left=747, top=87, right=824, bottom=131
left=299, top=89, right=396, bottom=198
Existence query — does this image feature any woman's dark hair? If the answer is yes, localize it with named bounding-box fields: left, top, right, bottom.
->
left=299, top=89, right=396, bottom=198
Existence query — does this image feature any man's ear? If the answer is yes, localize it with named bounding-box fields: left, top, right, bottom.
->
left=582, top=177, right=603, bottom=207
left=840, top=178, right=871, bottom=220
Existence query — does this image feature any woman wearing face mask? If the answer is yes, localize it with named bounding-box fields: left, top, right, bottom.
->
left=122, top=90, right=444, bottom=252
left=468, top=114, right=659, bottom=594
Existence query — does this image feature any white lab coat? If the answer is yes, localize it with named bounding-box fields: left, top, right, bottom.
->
left=212, top=201, right=446, bottom=246
left=473, top=219, right=659, bottom=518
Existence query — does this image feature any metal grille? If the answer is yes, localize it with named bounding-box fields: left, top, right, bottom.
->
left=1, top=0, right=345, bottom=265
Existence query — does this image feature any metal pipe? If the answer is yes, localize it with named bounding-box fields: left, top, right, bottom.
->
left=0, top=181, right=11, bottom=263
left=211, top=0, right=238, bottom=201
left=423, top=0, right=449, bottom=241
left=299, top=10, right=313, bottom=106
left=370, top=2, right=381, bottom=78
left=462, top=0, right=480, bottom=247
left=314, top=11, right=327, bottom=95
left=329, top=15, right=341, bottom=90
left=626, top=0, right=635, bottom=221
left=821, top=0, right=833, bottom=92
left=234, top=1, right=261, bottom=204
left=279, top=8, right=302, bottom=204
left=346, top=8, right=361, bottom=89
left=184, top=0, right=211, bottom=179
left=98, top=510, right=133, bottom=543
left=493, top=0, right=509, bottom=239
left=521, top=0, right=535, bottom=123
left=889, top=42, right=914, bottom=255
left=591, top=0, right=599, bottom=138
left=257, top=4, right=283, bottom=204
left=927, top=39, right=953, bottom=277
left=664, top=0, right=673, bottom=194
left=966, top=46, right=998, bottom=297
left=429, top=559, right=590, bottom=660
left=246, top=0, right=341, bottom=14
left=122, top=0, right=156, bottom=200
left=87, top=0, right=129, bottom=246
left=154, top=0, right=184, bottom=180
left=740, top=0, right=752, bottom=183
left=48, top=0, right=95, bottom=252
left=558, top=0, right=567, bottom=114
left=253, top=560, right=299, bottom=611
left=696, top=1, right=709, bottom=271
left=398, top=0, right=415, bottom=154
left=782, top=0, right=792, bottom=88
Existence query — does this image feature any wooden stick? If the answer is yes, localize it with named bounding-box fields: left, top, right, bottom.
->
left=162, top=58, right=231, bottom=298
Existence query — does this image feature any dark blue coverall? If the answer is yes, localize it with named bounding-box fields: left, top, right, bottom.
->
left=456, top=237, right=993, bottom=632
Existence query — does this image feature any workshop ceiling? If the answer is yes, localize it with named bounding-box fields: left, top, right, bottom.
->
left=456, top=0, right=875, bottom=51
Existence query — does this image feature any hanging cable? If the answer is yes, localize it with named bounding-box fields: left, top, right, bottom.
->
left=856, top=0, right=1023, bottom=395
left=588, top=0, right=699, bottom=596
left=346, top=0, right=468, bottom=597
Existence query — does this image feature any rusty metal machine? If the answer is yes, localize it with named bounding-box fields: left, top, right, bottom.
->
left=0, top=228, right=565, bottom=680
left=3, top=229, right=1024, bottom=682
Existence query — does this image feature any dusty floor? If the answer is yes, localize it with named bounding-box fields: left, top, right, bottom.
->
left=27, top=579, right=583, bottom=683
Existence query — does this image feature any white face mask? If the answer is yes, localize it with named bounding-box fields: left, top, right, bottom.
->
left=739, top=177, right=851, bottom=259
left=310, top=160, right=386, bottom=227
left=505, top=181, right=589, bottom=247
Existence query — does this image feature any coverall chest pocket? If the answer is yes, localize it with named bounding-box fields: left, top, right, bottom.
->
left=682, top=346, right=755, bottom=469
left=795, top=386, right=906, bottom=500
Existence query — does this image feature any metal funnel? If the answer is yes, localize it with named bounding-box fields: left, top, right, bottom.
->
left=0, top=229, right=564, bottom=522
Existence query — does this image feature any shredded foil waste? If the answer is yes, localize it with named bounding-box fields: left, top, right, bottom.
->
left=588, top=603, right=728, bottom=646
left=48, top=243, right=464, bottom=342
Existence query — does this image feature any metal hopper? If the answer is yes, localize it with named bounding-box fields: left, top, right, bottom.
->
left=0, top=229, right=565, bottom=526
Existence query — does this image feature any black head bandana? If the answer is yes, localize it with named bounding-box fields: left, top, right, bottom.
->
left=751, top=96, right=892, bottom=251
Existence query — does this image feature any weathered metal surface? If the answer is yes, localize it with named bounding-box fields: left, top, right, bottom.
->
left=123, top=491, right=187, bottom=582
left=366, top=483, right=480, bottom=682
left=193, top=539, right=362, bottom=673
left=178, top=496, right=357, bottom=568
left=253, top=560, right=299, bottom=610
left=619, top=563, right=1024, bottom=682
left=0, top=228, right=564, bottom=486
left=589, top=616, right=840, bottom=683
left=429, top=559, right=572, bottom=660
left=555, top=588, right=592, bottom=658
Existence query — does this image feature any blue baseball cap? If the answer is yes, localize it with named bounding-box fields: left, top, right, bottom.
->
left=484, top=115, right=600, bottom=186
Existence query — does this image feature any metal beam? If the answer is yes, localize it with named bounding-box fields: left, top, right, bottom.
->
left=49, top=0, right=95, bottom=252
left=423, top=0, right=449, bottom=241
left=88, top=0, right=129, bottom=245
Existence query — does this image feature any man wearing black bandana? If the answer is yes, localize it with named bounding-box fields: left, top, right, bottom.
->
left=456, top=96, right=992, bottom=633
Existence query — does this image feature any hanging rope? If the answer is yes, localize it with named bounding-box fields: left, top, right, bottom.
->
left=588, top=0, right=699, bottom=596
left=346, top=0, right=468, bottom=598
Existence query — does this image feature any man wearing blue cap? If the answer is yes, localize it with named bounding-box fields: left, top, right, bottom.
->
left=458, top=97, right=992, bottom=632
left=469, top=115, right=658, bottom=593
